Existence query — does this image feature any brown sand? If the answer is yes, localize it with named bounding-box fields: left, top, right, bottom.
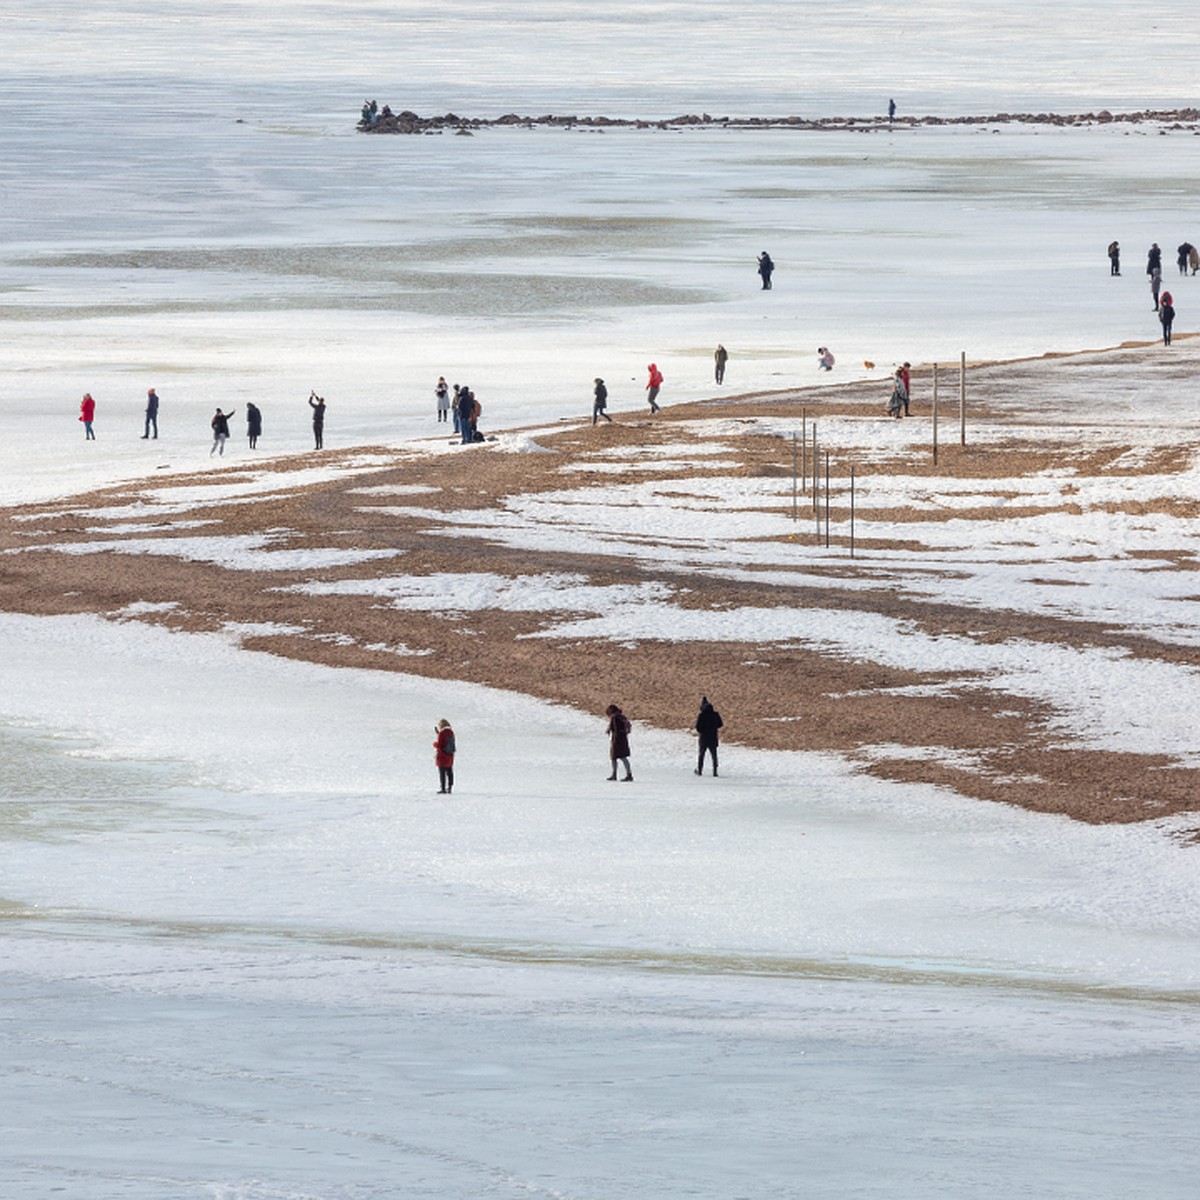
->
left=3, top=346, right=1199, bottom=829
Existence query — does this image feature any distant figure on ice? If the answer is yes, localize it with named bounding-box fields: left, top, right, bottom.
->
left=888, top=369, right=907, bottom=418
left=1190, top=245, right=1199, bottom=276
left=435, top=376, right=450, bottom=422
left=246, top=402, right=262, bottom=449
left=817, top=347, right=835, bottom=371
left=1177, top=243, right=1193, bottom=276
left=458, top=385, right=480, bottom=444
left=1147, top=242, right=1162, bottom=277
left=888, top=97, right=896, bottom=123
left=900, top=362, right=912, bottom=415
left=645, top=363, right=663, bottom=413
left=757, top=251, right=774, bottom=290
left=142, top=388, right=159, bottom=439
left=451, top=384, right=461, bottom=434
left=1108, top=240, right=1120, bottom=276
left=210, top=407, right=234, bottom=456
left=605, top=704, right=633, bottom=782
left=79, top=393, right=96, bottom=439
left=592, top=377, right=611, bottom=424
left=434, top=718, right=456, bottom=794
left=1160, top=291, right=1175, bottom=344
left=694, top=696, right=724, bottom=777
left=1150, top=265, right=1163, bottom=311
left=309, top=391, right=326, bottom=449
left=714, top=343, right=728, bottom=384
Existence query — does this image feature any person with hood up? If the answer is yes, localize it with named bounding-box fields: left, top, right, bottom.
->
left=605, top=704, right=633, bottom=782
left=645, top=363, right=663, bottom=413
left=592, top=377, right=611, bottom=424
left=1147, top=242, right=1162, bottom=277
left=434, top=718, right=456, bottom=794
left=79, top=393, right=96, bottom=439
left=246, top=402, right=262, bottom=449
left=757, top=251, right=774, bottom=290
left=1160, top=291, right=1176, bottom=345
left=210, top=407, right=235, bottom=456
left=694, top=696, right=724, bottom=777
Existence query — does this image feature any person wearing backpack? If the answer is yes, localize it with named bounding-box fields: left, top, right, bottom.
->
left=434, top=719, right=456, bottom=794
left=605, top=704, right=633, bottom=782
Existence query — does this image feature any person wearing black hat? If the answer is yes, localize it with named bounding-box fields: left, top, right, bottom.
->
left=694, top=696, right=724, bottom=777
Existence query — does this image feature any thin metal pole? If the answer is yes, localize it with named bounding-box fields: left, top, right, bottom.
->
left=812, top=425, right=819, bottom=510
left=932, top=362, right=939, bottom=465
left=801, top=408, right=807, bottom=490
left=791, top=433, right=797, bottom=521
left=824, top=451, right=831, bottom=548
left=959, top=351, right=966, bottom=446
left=850, top=465, right=855, bottom=558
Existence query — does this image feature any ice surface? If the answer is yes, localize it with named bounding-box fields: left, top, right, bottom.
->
left=3, top=3, right=1200, bottom=1196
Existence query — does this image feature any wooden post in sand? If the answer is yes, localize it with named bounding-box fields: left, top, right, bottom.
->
left=932, top=363, right=939, bottom=465
left=801, top=408, right=808, bottom=491
left=811, top=425, right=819, bottom=511
left=959, top=351, right=967, bottom=446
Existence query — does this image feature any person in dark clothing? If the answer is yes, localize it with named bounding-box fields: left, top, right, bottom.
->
left=1147, top=243, right=1162, bottom=276
left=757, top=251, right=774, bottom=290
left=592, top=378, right=611, bottom=424
left=1108, top=240, right=1120, bottom=276
left=1177, top=244, right=1193, bottom=276
left=605, top=704, right=633, bottom=782
left=434, top=718, right=456, bottom=794
left=714, top=343, right=728, bottom=384
left=246, top=402, right=262, bottom=448
left=888, top=98, right=896, bottom=123
left=309, top=391, right=326, bottom=449
left=458, top=385, right=476, bottom=444
left=142, top=388, right=159, bottom=439
left=1160, top=291, right=1175, bottom=344
left=694, top=696, right=724, bottom=777
left=210, top=407, right=235, bottom=456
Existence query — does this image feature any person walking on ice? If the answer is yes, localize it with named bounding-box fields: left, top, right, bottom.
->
left=142, top=388, right=159, bottom=439
left=434, top=718, right=456, bottom=794
left=694, top=696, right=723, bottom=777
left=592, top=377, right=611, bottom=424
left=714, top=343, right=728, bottom=384
left=1108, top=240, right=1120, bottom=276
left=605, top=704, right=633, bottom=782
left=1160, top=291, right=1175, bottom=345
left=79, top=392, right=96, bottom=439
left=645, top=363, right=663, bottom=413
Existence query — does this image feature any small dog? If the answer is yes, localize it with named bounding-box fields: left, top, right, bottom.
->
left=863, top=360, right=876, bottom=370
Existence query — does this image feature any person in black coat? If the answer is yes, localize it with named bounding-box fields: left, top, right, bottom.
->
left=757, top=251, right=774, bottom=290
left=694, top=696, right=724, bottom=776
left=1160, top=292, right=1176, bottom=345
left=592, top=378, right=611, bottom=424
left=605, top=704, right=633, bottom=782
left=309, top=391, right=326, bottom=449
left=246, top=402, right=262, bottom=448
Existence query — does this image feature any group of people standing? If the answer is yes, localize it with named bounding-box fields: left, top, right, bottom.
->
left=77, top=388, right=326, bottom=453
left=432, top=697, right=725, bottom=793
left=1141, top=243, right=1179, bottom=345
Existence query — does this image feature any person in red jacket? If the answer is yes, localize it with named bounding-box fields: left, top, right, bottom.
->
left=645, top=363, right=663, bottom=413
left=79, top=393, right=96, bottom=439
left=434, top=718, right=456, bottom=794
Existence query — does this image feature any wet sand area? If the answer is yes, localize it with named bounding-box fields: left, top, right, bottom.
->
left=4, top=342, right=1199, bottom=828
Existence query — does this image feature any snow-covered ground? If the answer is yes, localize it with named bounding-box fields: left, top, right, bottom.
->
left=3, top=3, right=1200, bottom=1197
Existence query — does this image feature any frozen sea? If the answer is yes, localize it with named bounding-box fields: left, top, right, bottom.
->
left=2, top=3, right=1200, bottom=1197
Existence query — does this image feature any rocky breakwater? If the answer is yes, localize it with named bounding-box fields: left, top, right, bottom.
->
left=357, top=107, right=1200, bottom=134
